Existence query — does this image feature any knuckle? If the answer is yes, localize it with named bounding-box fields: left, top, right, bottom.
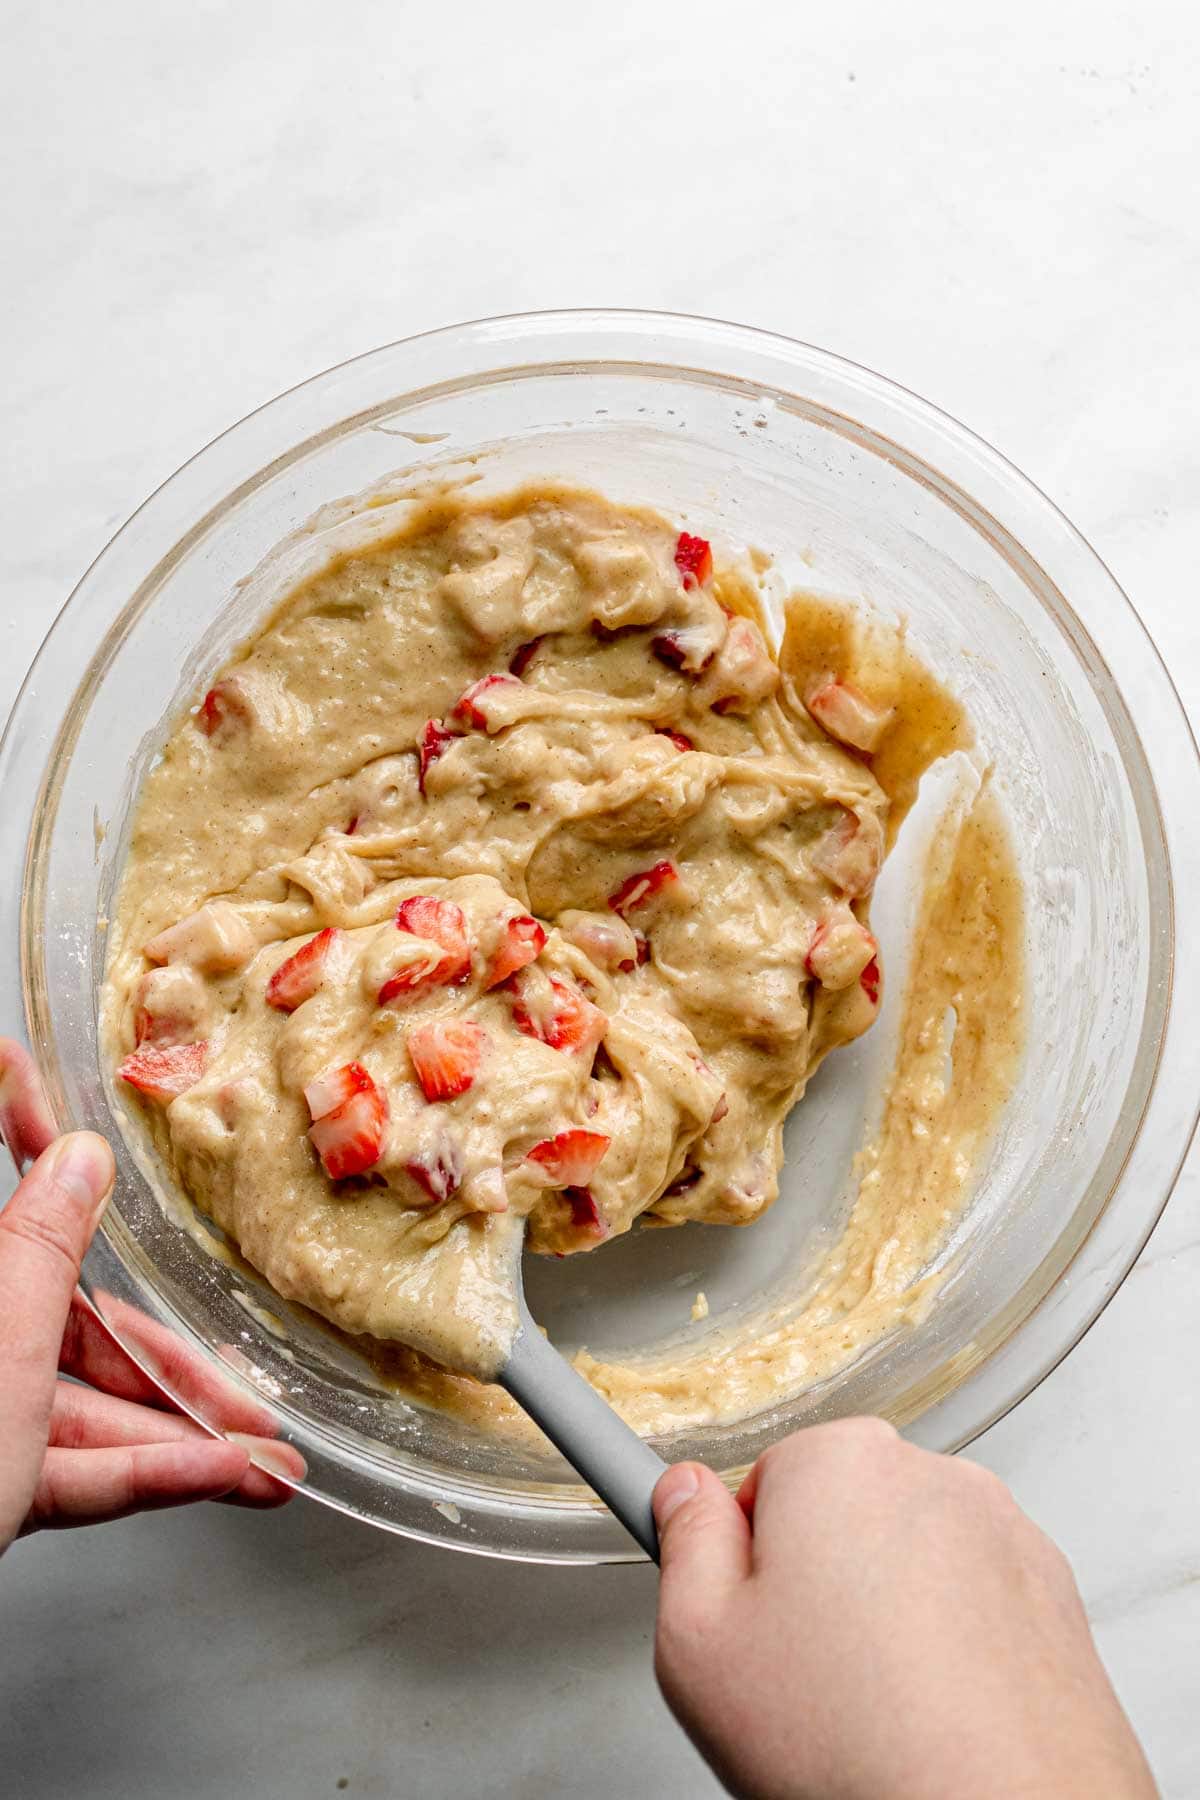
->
left=1027, top=1521, right=1076, bottom=1591
left=956, top=1457, right=1014, bottom=1510
left=666, top=1491, right=729, bottom=1548
left=50, top=1384, right=89, bottom=1450
left=837, top=1414, right=900, bottom=1453
left=809, top=1414, right=900, bottom=1467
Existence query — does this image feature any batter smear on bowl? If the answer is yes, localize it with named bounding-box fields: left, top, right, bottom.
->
left=103, top=484, right=1015, bottom=1403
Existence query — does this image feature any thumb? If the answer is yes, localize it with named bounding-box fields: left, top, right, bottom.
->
left=0, top=1133, right=115, bottom=1385
left=654, top=1461, right=752, bottom=1600
left=0, top=1132, right=116, bottom=1542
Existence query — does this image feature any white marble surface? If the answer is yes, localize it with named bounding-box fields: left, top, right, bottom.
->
left=2, top=1, right=1198, bottom=1793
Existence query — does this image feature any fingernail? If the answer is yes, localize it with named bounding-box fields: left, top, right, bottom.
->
left=50, top=1134, right=115, bottom=1225
left=654, top=1463, right=700, bottom=1528
left=227, top=1433, right=306, bottom=1482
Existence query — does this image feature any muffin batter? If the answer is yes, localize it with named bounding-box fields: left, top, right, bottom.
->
left=103, top=483, right=1019, bottom=1415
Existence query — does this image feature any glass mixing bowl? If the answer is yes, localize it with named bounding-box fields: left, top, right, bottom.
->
left=1, top=310, right=1196, bottom=1563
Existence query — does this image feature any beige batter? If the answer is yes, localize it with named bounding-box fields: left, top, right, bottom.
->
left=103, top=483, right=1024, bottom=1429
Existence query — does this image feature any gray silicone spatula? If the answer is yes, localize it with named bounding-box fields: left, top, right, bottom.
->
left=500, top=1280, right=668, bottom=1560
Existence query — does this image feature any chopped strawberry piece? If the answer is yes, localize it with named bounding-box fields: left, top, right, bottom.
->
left=133, top=966, right=209, bottom=1048
left=806, top=679, right=894, bottom=753
left=119, top=1041, right=208, bottom=1103
left=813, top=807, right=882, bottom=898
left=145, top=902, right=255, bottom=974
left=266, top=927, right=343, bottom=1014
left=418, top=718, right=458, bottom=795
left=406, top=1137, right=465, bottom=1203
left=508, top=637, right=544, bottom=677
left=485, top=914, right=546, bottom=990
left=509, top=974, right=608, bottom=1054
left=563, top=914, right=638, bottom=973
left=452, top=672, right=522, bottom=730
left=566, top=1188, right=607, bottom=1235
left=198, top=681, right=250, bottom=737
left=674, top=532, right=713, bottom=590
left=708, top=617, right=779, bottom=714
left=711, top=1092, right=730, bottom=1125
left=380, top=897, right=471, bottom=1002
left=345, top=814, right=360, bottom=836
left=199, top=690, right=225, bottom=735
left=525, top=1128, right=611, bottom=1187
left=608, top=859, right=680, bottom=918
left=407, top=1019, right=487, bottom=1102
left=805, top=907, right=877, bottom=991
left=635, top=933, right=651, bottom=965
left=657, top=727, right=694, bottom=752
left=309, top=1071, right=387, bottom=1181
left=651, top=626, right=719, bottom=674
left=305, top=1062, right=375, bottom=1125
left=860, top=957, right=882, bottom=1006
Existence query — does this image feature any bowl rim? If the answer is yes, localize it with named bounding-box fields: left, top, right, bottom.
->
left=2, top=306, right=1198, bottom=1563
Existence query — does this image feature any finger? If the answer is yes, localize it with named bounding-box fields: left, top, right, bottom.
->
left=48, top=1382, right=303, bottom=1510
left=51, top=1379, right=211, bottom=1451
left=22, top=1438, right=252, bottom=1534
left=0, top=1135, right=116, bottom=1512
left=654, top=1462, right=752, bottom=1605
left=0, top=1038, right=58, bottom=1173
left=735, top=1459, right=761, bottom=1522
left=745, top=1418, right=902, bottom=1562
left=222, top=1434, right=307, bottom=1509
left=61, top=1292, right=283, bottom=1437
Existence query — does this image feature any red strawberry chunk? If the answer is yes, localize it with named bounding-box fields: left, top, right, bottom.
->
left=508, top=637, right=543, bottom=677
left=266, top=927, right=343, bottom=1014
left=305, top=1061, right=374, bottom=1122
left=418, top=719, right=458, bottom=794
left=199, top=689, right=226, bottom=735
left=608, top=859, right=680, bottom=918
left=380, top=897, right=471, bottom=1002
left=651, top=626, right=718, bottom=674
left=406, top=1136, right=465, bottom=1203
left=674, top=532, right=713, bottom=590
left=657, top=727, right=694, bottom=752
left=805, top=908, right=877, bottom=991
left=310, top=1075, right=387, bottom=1181
left=566, top=1187, right=607, bottom=1235
left=806, top=679, right=894, bottom=754
left=407, top=1019, right=487, bottom=1102
left=860, top=957, right=882, bottom=1006
left=709, top=617, right=779, bottom=714
left=197, top=681, right=249, bottom=737
left=812, top=806, right=882, bottom=898
left=563, top=914, right=638, bottom=973
left=525, top=1128, right=611, bottom=1187
left=119, top=1041, right=208, bottom=1104
left=485, top=914, right=546, bottom=990
left=133, top=966, right=208, bottom=1048
left=452, top=672, right=523, bottom=731
left=510, top=974, right=608, bottom=1054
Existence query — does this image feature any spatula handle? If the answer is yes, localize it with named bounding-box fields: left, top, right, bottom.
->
left=501, top=1306, right=667, bottom=1561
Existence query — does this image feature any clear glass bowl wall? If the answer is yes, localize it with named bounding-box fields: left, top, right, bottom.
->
left=2, top=312, right=1196, bottom=1563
